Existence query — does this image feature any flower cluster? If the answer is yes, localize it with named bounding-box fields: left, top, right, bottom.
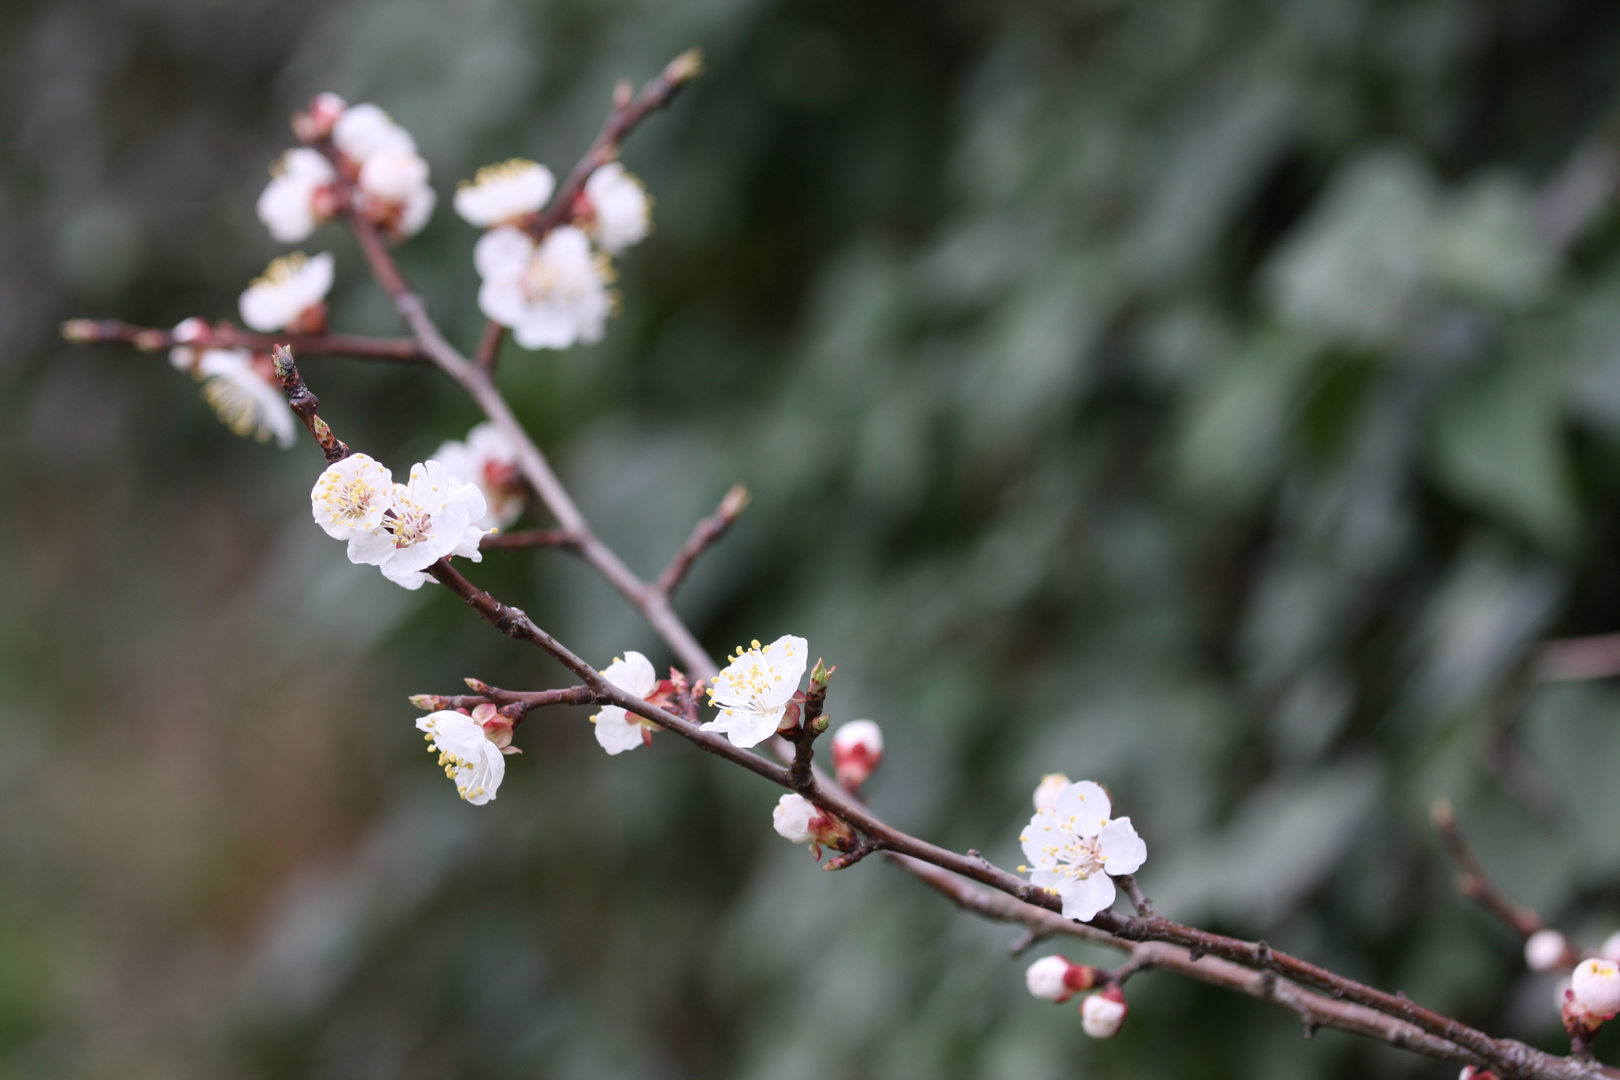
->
left=1019, top=778, right=1147, bottom=923
left=168, top=319, right=295, bottom=448
left=1025, top=956, right=1127, bottom=1036
left=432, top=422, right=526, bottom=529
left=257, top=94, right=435, bottom=244
left=456, top=157, right=650, bottom=351
left=310, top=453, right=492, bottom=589
left=701, top=635, right=809, bottom=748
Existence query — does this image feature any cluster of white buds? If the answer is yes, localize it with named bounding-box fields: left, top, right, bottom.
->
left=416, top=705, right=516, bottom=805
left=590, top=650, right=682, bottom=755
left=1019, top=777, right=1147, bottom=923
left=432, top=422, right=527, bottom=529
left=257, top=95, right=435, bottom=244
left=167, top=319, right=295, bottom=448
left=1563, top=958, right=1620, bottom=1038
left=831, top=720, right=884, bottom=790
left=1024, top=955, right=1098, bottom=1003
left=772, top=793, right=855, bottom=859
left=457, top=157, right=650, bottom=351
left=310, top=453, right=492, bottom=589
left=701, top=635, right=809, bottom=748
left=238, top=251, right=334, bottom=334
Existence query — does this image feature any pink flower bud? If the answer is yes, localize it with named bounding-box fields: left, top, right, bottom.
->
left=772, top=793, right=854, bottom=858
left=471, top=702, right=517, bottom=752
left=1570, top=958, right=1620, bottom=1021
left=1025, top=956, right=1097, bottom=1003
left=1459, top=1067, right=1499, bottom=1080
left=832, top=720, right=884, bottom=789
left=1080, top=986, right=1127, bottom=1038
left=1033, top=773, right=1070, bottom=812
left=1525, top=929, right=1571, bottom=972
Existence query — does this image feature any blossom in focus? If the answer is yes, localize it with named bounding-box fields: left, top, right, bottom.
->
left=257, top=148, right=339, bottom=243
left=591, top=650, right=660, bottom=755
left=455, top=159, right=555, bottom=227
left=771, top=793, right=853, bottom=857
left=1080, top=987, right=1128, bottom=1039
left=417, top=710, right=505, bottom=805
left=311, top=453, right=394, bottom=540
left=1569, top=958, right=1620, bottom=1021
left=346, top=460, right=491, bottom=589
left=1033, top=772, right=1071, bottom=812
left=433, top=422, right=525, bottom=529
left=239, top=252, right=334, bottom=333
left=701, top=635, right=809, bottom=748
left=579, top=163, right=650, bottom=253
left=195, top=348, right=296, bottom=448
left=474, top=225, right=611, bottom=350
left=1025, top=956, right=1097, bottom=1003
left=1020, top=779, right=1147, bottom=922
left=332, top=103, right=435, bottom=239
left=831, top=720, right=884, bottom=789
left=1525, top=929, right=1571, bottom=973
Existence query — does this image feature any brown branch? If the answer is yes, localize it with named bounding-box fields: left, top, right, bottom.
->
left=271, top=345, right=348, bottom=463
left=60, top=318, right=426, bottom=362
left=479, top=528, right=580, bottom=552
left=1432, top=800, right=1544, bottom=939
left=409, top=684, right=596, bottom=712
left=473, top=320, right=505, bottom=372
left=656, top=484, right=750, bottom=595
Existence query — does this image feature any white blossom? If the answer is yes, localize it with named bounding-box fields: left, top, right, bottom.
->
left=239, top=252, right=334, bottom=332
left=195, top=348, right=296, bottom=448
left=433, top=422, right=525, bottom=529
left=346, top=460, right=491, bottom=589
left=455, top=159, right=555, bottom=228
left=1025, top=956, right=1077, bottom=1002
left=330, top=103, right=435, bottom=239
left=1020, top=779, right=1147, bottom=922
left=416, top=710, right=505, bottom=805
left=1600, top=931, right=1620, bottom=964
left=772, top=793, right=818, bottom=844
left=474, top=225, right=611, bottom=350
left=701, top=635, right=809, bottom=748
left=1570, top=958, right=1620, bottom=1021
left=311, top=453, right=394, bottom=540
left=257, top=148, right=338, bottom=243
left=831, top=720, right=884, bottom=789
left=1525, top=929, right=1570, bottom=973
left=1080, top=989, right=1127, bottom=1038
left=591, top=650, right=660, bottom=755
left=1033, top=772, right=1071, bottom=812
left=331, top=103, right=417, bottom=162
left=581, top=163, right=650, bottom=253
left=168, top=317, right=209, bottom=373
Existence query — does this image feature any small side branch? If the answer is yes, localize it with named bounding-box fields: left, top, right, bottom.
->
left=410, top=684, right=597, bottom=712
left=271, top=346, right=349, bottom=463
left=1432, top=800, right=1544, bottom=939
left=480, top=529, right=581, bottom=552
left=61, top=319, right=426, bottom=362
left=657, top=484, right=750, bottom=595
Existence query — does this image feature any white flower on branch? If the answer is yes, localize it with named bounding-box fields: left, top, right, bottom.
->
left=1025, top=955, right=1096, bottom=1003
left=1080, top=987, right=1128, bottom=1038
left=1032, top=772, right=1071, bottom=812
left=257, top=148, right=338, bottom=243
left=1019, top=779, right=1147, bottom=923
left=591, top=650, right=661, bottom=755
left=433, top=422, right=525, bottom=529
left=239, top=252, right=334, bottom=333
left=311, top=453, right=394, bottom=540
left=831, top=720, right=883, bottom=789
left=1569, top=958, right=1620, bottom=1022
left=417, top=710, right=505, bottom=805
left=346, top=460, right=492, bottom=589
left=474, top=225, right=612, bottom=350
left=455, top=159, right=555, bottom=228
left=332, top=103, right=435, bottom=240
left=1525, top=929, right=1571, bottom=972
left=195, top=348, right=296, bottom=448
left=168, top=317, right=209, bottom=373
left=771, top=793, right=854, bottom=858
left=701, top=635, right=809, bottom=748
left=580, top=163, right=650, bottom=253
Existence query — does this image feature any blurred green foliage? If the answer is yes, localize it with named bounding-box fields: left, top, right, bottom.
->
left=7, top=0, right=1620, bottom=1077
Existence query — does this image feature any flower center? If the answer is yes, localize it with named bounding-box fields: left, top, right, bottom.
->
left=383, top=499, right=433, bottom=548
left=319, top=476, right=378, bottom=523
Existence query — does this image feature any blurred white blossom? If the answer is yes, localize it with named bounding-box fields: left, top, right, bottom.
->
left=433, top=422, right=525, bottom=529
left=1032, top=773, right=1071, bottom=812
left=239, top=252, right=334, bottom=333
left=455, top=159, right=555, bottom=227
left=474, top=225, right=611, bottom=349
left=257, top=148, right=338, bottom=243
left=1081, top=988, right=1127, bottom=1038
left=581, top=163, right=650, bottom=253
left=195, top=347, right=295, bottom=448
left=332, top=103, right=435, bottom=239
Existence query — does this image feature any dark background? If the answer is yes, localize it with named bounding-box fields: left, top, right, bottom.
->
left=6, top=0, right=1620, bottom=1076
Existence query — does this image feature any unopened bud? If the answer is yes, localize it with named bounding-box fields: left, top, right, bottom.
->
left=471, top=702, right=518, bottom=753
left=772, top=793, right=854, bottom=856
left=1033, top=773, right=1071, bottom=812
left=293, top=92, right=348, bottom=141
left=719, top=483, right=751, bottom=521
left=1459, top=1068, right=1499, bottom=1080
left=464, top=677, right=493, bottom=694
left=1526, top=929, right=1571, bottom=973
left=1570, top=958, right=1620, bottom=1022
left=59, top=319, right=98, bottom=343
left=1025, top=956, right=1097, bottom=1003
left=809, top=658, right=835, bottom=689
left=409, top=694, right=449, bottom=711
left=664, top=48, right=704, bottom=86
left=832, top=720, right=884, bottom=789
left=612, top=79, right=634, bottom=111
left=1080, top=986, right=1127, bottom=1038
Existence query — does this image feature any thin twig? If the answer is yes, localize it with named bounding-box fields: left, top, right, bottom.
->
left=60, top=319, right=426, bottom=362
left=479, top=528, right=581, bottom=552
left=1432, top=800, right=1544, bottom=939
left=1118, top=874, right=1155, bottom=916
left=657, top=484, right=750, bottom=595
left=271, top=346, right=348, bottom=463
left=1536, top=633, right=1620, bottom=682
left=472, top=320, right=505, bottom=372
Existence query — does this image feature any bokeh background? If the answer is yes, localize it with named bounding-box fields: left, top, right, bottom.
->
left=7, top=0, right=1620, bottom=1076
